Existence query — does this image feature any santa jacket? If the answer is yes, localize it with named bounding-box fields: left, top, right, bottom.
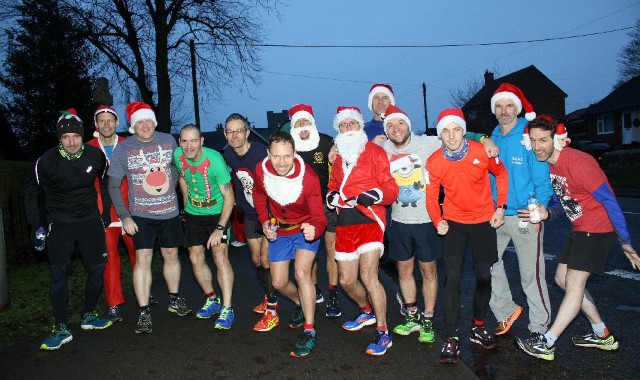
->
left=87, top=136, right=130, bottom=225
left=328, top=141, right=399, bottom=230
left=253, top=155, right=327, bottom=240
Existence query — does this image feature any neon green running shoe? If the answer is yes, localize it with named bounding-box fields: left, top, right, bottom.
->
left=419, top=316, right=435, bottom=343
left=393, top=311, right=421, bottom=336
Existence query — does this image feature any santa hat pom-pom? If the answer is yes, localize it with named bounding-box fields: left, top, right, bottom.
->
left=525, top=112, right=536, bottom=121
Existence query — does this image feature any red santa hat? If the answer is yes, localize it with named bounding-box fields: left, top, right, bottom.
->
left=333, top=106, right=365, bottom=131
left=93, top=105, right=119, bottom=137
left=491, top=83, right=536, bottom=121
left=368, top=83, right=396, bottom=111
left=125, top=101, right=157, bottom=134
left=389, top=153, right=412, bottom=173
left=288, top=104, right=315, bottom=127
left=436, top=108, right=466, bottom=137
left=382, top=105, right=411, bottom=135
left=521, top=115, right=570, bottom=151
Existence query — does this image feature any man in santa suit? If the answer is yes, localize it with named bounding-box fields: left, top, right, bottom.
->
left=326, top=106, right=399, bottom=356
left=253, top=131, right=327, bottom=358
left=288, top=103, right=341, bottom=318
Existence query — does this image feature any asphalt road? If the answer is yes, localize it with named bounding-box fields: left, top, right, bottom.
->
left=1, top=198, right=639, bottom=379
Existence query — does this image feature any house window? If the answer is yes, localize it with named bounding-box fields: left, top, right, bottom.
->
left=597, top=116, right=613, bottom=135
left=623, top=113, right=632, bottom=129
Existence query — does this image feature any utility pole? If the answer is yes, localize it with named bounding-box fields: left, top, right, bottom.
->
left=422, top=83, right=430, bottom=135
left=190, top=39, right=201, bottom=129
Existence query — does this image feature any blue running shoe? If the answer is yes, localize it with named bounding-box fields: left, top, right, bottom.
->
left=325, top=296, right=342, bottom=318
left=81, top=311, right=113, bottom=330
left=214, top=307, right=235, bottom=330
left=197, top=297, right=223, bottom=319
left=366, top=330, right=393, bottom=356
left=40, top=323, right=73, bottom=350
left=342, top=312, right=376, bottom=331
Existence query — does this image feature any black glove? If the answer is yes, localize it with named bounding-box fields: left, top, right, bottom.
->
left=356, top=190, right=380, bottom=208
left=31, top=226, right=47, bottom=251
left=326, top=191, right=339, bottom=209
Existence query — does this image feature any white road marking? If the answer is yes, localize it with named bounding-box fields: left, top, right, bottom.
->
left=605, top=269, right=640, bottom=281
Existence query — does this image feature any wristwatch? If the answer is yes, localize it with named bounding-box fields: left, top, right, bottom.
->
left=216, top=224, right=225, bottom=230
left=498, top=204, right=507, bottom=210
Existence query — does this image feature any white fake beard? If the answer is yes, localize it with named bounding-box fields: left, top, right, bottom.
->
left=291, top=125, right=320, bottom=152
left=335, top=129, right=367, bottom=166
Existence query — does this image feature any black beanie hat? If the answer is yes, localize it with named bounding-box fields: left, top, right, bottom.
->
left=56, top=108, right=84, bottom=139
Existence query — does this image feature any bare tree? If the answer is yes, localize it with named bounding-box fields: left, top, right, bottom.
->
left=58, top=0, right=278, bottom=133
left=617, top=18, right=640, bottom=88
left=449, top=66, right=504, bottom=108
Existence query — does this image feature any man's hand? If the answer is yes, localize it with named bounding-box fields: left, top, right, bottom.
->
left=262, top=220, right=277, bottom=241
left=207, top=229, right=226, bottom=249
left=437, top=220, right=449, bottom=235
left=356, top=190, right=380, bottom=208
left=623, top=244, right=640, bottom=270
left=372, top=134, right=388, bottom=145
left=328, top=145, right=337, bottom=165
left=123, top=217, right=138, bottom=236
left=490, top=208, right=505, bottom=228
left=517, top=204, right=548, bottom=222
left=483, top=137, right=499, bottom=158
left=301, top=223, right=316, bottom=241
left=326, top=191, right=339, bottom=209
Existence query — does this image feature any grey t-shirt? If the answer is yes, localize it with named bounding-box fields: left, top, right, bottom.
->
left=108, top=131, right=179, bottom=220
left=382, top=133, right=441, bottom=224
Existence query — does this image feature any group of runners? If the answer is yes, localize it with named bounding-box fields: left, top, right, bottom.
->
left=25, top=82, right=638, bottom=363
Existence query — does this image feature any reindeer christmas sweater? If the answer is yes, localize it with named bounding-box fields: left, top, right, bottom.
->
left=108, top=132, right=179, bottom=220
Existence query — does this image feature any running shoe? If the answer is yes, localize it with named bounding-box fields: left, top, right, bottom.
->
left=470, top=325, right=498, bottom=350
left=325, top=296, right=342, bottom=318
left=290, top=331, right=317, bottom=358
left=439, top=337, right=460, bottom=364
left=393, top=311, right=421, bottom=336
left=148, top=293, right=158, bottom=306
left=395, top=292, right=408, bottom=316
left=366, top=330, right=393, bottom=356
left=196, top=297, right=223, bottom=319
left=572, top=332, right=619, bottom=351
left=516, top=332, right=555, bottom=361
left=316, top=292, right=324, bottom=304
left=342, top=312, right=376, bottom=331
left=214, top=307, right=235, bottom=330
left=230, top=241, right=247, bottom=247
left=253, top=296, right=268, bottom=314
left=80, top=311, right=113, bottom=330
left=419, top=316, right=435, bottom=343
left=253, top=312, right=279, bottom=332
left=495, top=305, right=523, bottom=335
left=40, top=323, right=73, bottom=351
left=168, top=296, right=192, bottom=316
left=135, top=313, right=153, bottom=334
left=108, top=306, right=123, bottom=322
left=289, top=305, right=304, bottom=328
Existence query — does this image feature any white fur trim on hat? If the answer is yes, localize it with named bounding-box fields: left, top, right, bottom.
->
left=333, top=109, right=365, bottom=131
left=368, top=86, right=396, bottom=111
left=436, top=115, right=466, bottom=137
left=290, top=110, right=315, bottom=128
left=382, top=112, right=411, bottom=136
left=128, top=108, right=157, bottom=134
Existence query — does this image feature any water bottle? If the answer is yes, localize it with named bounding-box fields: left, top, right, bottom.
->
left=35, top=226, right=47, bottom=251
left=267, top=217, right=278, bottom=242
left=527, top=192, right=538, bottom=211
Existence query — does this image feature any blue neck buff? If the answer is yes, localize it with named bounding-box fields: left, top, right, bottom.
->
left=442, top=139, right=469, bottom=161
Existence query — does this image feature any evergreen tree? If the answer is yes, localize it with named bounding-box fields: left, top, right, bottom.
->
left=0, top=0, right=95, bottom=159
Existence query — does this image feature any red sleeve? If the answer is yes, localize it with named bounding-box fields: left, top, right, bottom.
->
left=373, top=149, right=399, bottom=206
left=306, top=171, right=328, bottom=239
left=253, top=160, right=269, bottom=225
left=425, top=157, right=443, bottom=228
left=488, top=156, right=508, bottom=206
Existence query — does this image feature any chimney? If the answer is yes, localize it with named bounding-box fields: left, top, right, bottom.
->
left=484, top=70, right=494, bottom=85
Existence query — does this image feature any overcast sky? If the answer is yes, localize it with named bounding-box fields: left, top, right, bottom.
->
left=191, top=1, right=639, bottom=135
